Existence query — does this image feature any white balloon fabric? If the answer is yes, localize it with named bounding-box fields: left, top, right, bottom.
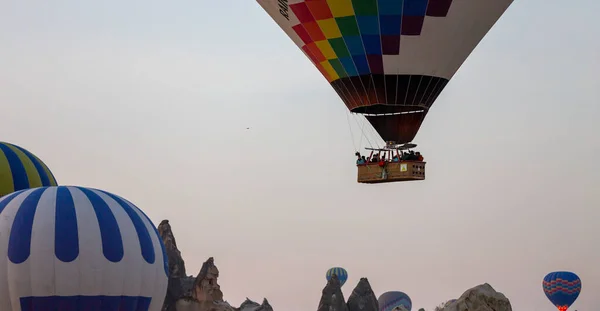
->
left=0, top=186, right=169, bottom=311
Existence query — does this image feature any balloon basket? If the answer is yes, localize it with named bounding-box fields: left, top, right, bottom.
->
left=357, top=161, right=426, bottom=184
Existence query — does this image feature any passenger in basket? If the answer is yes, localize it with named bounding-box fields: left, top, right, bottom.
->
left=355, top=152, right=366, bottom=165
left=401, top=151, right=409, bottom=161
left=408, top=150, right=417, bottom=160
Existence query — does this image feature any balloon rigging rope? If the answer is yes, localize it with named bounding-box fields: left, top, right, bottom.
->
left=344, top=109, right=358, bottom=152
left=358, top=114, right=366, bottom=148
left=328, top=55, right=373, bottom=152
left=353, top=113, right=375, bottom=150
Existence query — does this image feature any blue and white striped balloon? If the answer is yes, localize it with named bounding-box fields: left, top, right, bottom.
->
left=378, top=291, right=412, bottom=311
left=0, top=186, right=169, bottom=311
left=326, top=267, right=348, bottom=287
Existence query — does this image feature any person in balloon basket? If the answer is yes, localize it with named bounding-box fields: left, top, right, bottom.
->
left=370, top=153, right=379, bottom=163
left=400, top=150, right=424, bottom=161
left=355, top=152, right=366, bottom=165
left=355, top=150, right=423, bottom=166
left=378, top=156, right=386, bottom=167
left=356, top=151, right=382, bottom=165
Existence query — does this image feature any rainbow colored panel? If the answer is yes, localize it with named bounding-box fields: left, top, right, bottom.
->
left=285, top=0, right=452, bottom=82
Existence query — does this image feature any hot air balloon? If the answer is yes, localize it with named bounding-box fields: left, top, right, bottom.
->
left=256, top=0, right=513, bottom=183
left=543, top=271, right=582, bottom=311
left=0, top=141, right=58, bottom=197
left=0, top=186, right=168, bottom=311
left=326, top=267, right=348, bottom=286
left=378, top=291, right=412, bottom=311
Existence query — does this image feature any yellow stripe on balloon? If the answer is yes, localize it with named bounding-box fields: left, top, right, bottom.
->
left=315, top=40, right=337, bottom=60
left=6, top=144, right=42, bottom=188
left=326, top=0, right=355, bottom=18
left=0, top=150, right=14, bottom=196
left=317, top=18, right=342, bottom=39
left=320, top=61, right=339, bottom=81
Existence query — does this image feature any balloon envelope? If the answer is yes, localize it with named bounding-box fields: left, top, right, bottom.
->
left=0, top=186, right=169, bottom=311
left=0, top=142, right=58, bottom=197
left=378, top=291, right=412, bottom=311
left=257, top=0, right=513, bottom=143
left=543, top=271, right=581, bottom=311
left=326, top=267, right=348, bottom=286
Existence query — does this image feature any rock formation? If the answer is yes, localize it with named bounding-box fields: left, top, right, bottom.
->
left=159, top=220, right=186, bottom=278
left=193, top=257, right=224, bottom=302
left=317, top=274, right=349, bottom=311
left=317, top=275, right=511, bottom=311
left=438, top=283, right=512, bottom=311
left=158, top=220, right=271, bottom=311
left=159, top=219, right=512, bottom=311
left=346, top=278, right=378, bottom=311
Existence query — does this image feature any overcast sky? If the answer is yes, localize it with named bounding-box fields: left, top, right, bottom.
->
left=1, top=1, right=598, bottom=310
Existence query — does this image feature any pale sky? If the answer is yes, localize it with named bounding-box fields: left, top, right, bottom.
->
left=1, top=1, right=599, bottom=310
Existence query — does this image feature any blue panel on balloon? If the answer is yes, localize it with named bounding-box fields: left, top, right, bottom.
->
left=403, top=0, right=428, bottom=16
left=20, top=295, right=152, bottom=311
left=378, top=0, right=404, bottom=15
left=355, top=15, right=380, bottom=35
left=379, top=15, right=402, bottom=36
left=339, top=57, right=358, bottom=76
left=344, top=36, right=365, bottom=56
left=361, top=35, right=382, bottom=55
left=352, top=55, right=371, bottom=75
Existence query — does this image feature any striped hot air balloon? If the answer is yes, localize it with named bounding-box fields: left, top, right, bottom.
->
left=378, top=291, right=412, bottom=311
left=326, top=267, right=348, bottom=286
left=543, top=271, right=582, bottom=311
left=0, top=142, right=58, bottom=198
left=0, top=186, right=168, bottom=311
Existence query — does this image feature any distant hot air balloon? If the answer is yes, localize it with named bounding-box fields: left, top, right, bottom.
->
left=378, top=291, right=412, bottom=311
left=0, top=142, right=58, bottom=197
left=0, top=186, right=168, bottom=311
left=543, top=271, right=582, bottom=311
left=326, top=267, right=348, bottom=286
left=256, top=0, right=514, bottom=182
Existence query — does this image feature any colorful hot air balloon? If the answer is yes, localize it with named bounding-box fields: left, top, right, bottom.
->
left=326, top=267, right=348, bottom=286
left=256, top=0, right=513, bottom=146
left=543, top=271, right=582, bottom=311
left=0, top=186, right=169, bottom=311
left=0, top=142, right=58, bottom=197
left=378, top=291, right=412, bottom=311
